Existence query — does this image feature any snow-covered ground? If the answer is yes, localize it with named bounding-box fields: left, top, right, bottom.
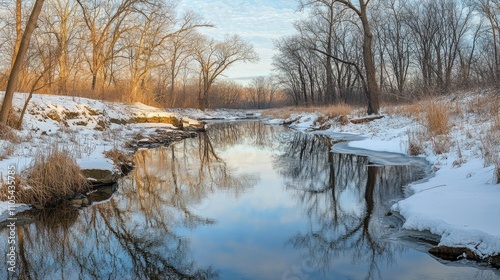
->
left=0, top=92, right=208, bottom=219
left=263, top=90, right=500, bottom=261
left=169, top=108, right=261, bottom=120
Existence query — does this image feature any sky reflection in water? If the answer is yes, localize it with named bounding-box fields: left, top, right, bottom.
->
left=1, top=121, right=499, bottom=280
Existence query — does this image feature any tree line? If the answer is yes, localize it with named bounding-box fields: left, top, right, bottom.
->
left=273, top=0, right=500, bottom=113
left=0, top=0, right=285, bottom=125
left=2, top=0, right=499, bottom=120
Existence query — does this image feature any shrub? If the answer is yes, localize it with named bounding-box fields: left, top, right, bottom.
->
left=431, top=135, right=451, bottom=155
left=319, top=103, right=353, bottom=118
left=104, top=148, right=133, bottom=174
left=0, top=124, right=19, bottom=142
left=480, top=121, right=500, bottom=183
left=17, top=148, right=89, bottom=206
left=394, top=103, right=424, bottom=119
left=7, top=107, right=21, bottom=129
left=407, top=128, right=425, bottom=156
left=263, top=103, right=354, bottom=120
left=426, top=102, right=449, bottom=136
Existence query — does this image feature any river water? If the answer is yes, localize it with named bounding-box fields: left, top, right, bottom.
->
left=1, top=121, right=499, bottom=279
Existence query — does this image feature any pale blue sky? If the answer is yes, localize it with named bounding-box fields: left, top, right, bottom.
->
left=177, top=0, right=306, bottom=85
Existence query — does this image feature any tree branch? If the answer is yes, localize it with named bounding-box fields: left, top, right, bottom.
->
left=311, top=47, right=368, bottom=94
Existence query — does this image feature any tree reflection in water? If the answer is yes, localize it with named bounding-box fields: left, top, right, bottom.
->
left=276, top=132, right=428, bottom=279
left=0, top=122, right=433, bottom=280
left=0, top=124, right=262, bottom=280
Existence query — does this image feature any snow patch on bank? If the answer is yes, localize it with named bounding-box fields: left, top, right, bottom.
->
left=266, top=92, right=500, bottom=259
left=0, top=92, right=204, bottom=218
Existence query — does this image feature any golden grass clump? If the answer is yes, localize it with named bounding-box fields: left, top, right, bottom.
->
left=264, top=103, right=354, bottom=120
left=314, top=103, right=353, bottom=118
left=391, top=102, right=424, bottom=119
left=426, top=102, right=449, bottom=136
left=17, top=149, right=90, bottom=206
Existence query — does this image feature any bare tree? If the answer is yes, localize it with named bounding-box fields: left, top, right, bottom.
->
left=478, top=0, right=500, bottom=86
left=0, top=0, right=45, bottom=126
left=299, top=0, right=340, bottom=104
left=334, top=0, right=379, bottom=114
left=75, top=0, right=140, bottom=95
left=164, top=11, right=212, bottom=107
left=381, top=0, right=412, bottom=95
left=299, top=0, right=379, bottom=113
left=13, top=0, right=22, bottom=67
left=193, top=34, right=258, bottom=110
left=41, top=0, right=80, bottom=94
left=248, top=76, right=278, bottom=109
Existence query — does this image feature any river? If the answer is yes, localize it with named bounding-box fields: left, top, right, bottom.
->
left=1, top=121, right=499, bottom=279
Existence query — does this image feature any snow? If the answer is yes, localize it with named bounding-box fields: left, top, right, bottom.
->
left=265, top=91, right=500, bottom=259
left=392, top=158, right=500, bottom=257
left=169, top=108, right=261, bottom=121
left=1, top=90, right=499, bottom=260
left=0, top=92, right=204, bottom=218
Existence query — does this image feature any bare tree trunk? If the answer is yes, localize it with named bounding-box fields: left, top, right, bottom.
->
left=360, top=3, right=380, bottom=115
left=13, top=0, right=22, bottom=68
left=0, top=0, right=45, bottom=126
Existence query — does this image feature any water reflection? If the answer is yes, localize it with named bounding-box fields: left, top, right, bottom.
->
left=276, top=131, right=428, bottom=279
left=0, top=125, right=259, bottom=279
left=1, top=121, right=495, bottom=280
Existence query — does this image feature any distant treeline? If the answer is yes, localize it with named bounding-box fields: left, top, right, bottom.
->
left=273, top=0, right=500, bottom=107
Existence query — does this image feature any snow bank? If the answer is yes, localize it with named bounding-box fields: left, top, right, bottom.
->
left=170, top=108, right=261, bottom=121
left=0, top=92, right=205, bottom=219
left=267, top=92, right=500, bottom=259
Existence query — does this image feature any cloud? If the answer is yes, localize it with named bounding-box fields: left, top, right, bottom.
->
left=177, top=0, right=306, bottom=82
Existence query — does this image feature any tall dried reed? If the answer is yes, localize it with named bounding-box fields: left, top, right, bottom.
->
left=16, top=147, right=90, bottom=206
left=426, top=102, right=449, bottom=136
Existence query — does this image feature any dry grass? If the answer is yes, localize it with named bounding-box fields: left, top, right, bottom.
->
left=104, top=148, right=132, bottom=168
left=407, top=128, right=425, bottom=156
left=387, top=102, right=425, bottom=119
left=495, top=165, right=500, bottom=184
left=264, top=103, right=354, bottom=120
left=479, top=118, right=500, bottom=183
left=7, top=107, right=21, bottom=129
left=425, top=102, right=449, bottom=136
left=431, top=135, right=451, bottom=155
left=493, top=116, right=500, bottom=131
left=14, top=148, right=90, bottom=206
left=0, top=124, right=19, bottom=142
left=0, top=141, right=15, bottom=160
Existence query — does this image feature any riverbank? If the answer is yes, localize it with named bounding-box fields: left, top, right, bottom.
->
left=0, top=92, right=208, bottom=217
left=263, top=89, right=500, bottom=268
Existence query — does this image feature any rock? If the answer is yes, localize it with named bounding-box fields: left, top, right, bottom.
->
left=87, top=185, right=116, bottom=202
left=110, top=115, right=183, bottom=128
left=81, top=197, right=90, bottom=207
left=430, top=248, right=500, bottom=269
left=82, top=169, right=120, bottom=185
left=69, top=194, right=91, bottom=208
left=489, top=255, right=500, bottom=269
left=429, top=246, right=476, bottom=261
